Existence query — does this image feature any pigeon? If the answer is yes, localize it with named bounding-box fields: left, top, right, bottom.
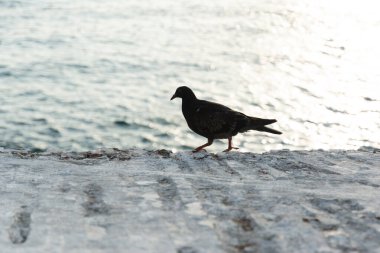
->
left=170, top=86, right=282, bottom=152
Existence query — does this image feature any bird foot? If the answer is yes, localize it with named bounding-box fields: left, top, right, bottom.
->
left=223, top=147, right=239, bottom=152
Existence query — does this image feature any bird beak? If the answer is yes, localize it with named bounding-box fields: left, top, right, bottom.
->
left=170, top=93, right=177, bottom=100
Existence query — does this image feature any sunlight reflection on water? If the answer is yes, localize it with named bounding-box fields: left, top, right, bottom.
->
left=0, top=0, right=379, bottom=152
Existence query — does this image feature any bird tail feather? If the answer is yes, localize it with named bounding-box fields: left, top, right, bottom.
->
left=249, top=117, right=277, bottom=126
left=255, top=126, right=282, bottom=135
left=248, top=117, right=282, bottom=135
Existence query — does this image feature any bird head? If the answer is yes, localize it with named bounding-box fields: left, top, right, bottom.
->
left=170, top=86, right=197, bottom=101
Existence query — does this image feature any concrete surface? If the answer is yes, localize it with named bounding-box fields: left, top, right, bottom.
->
left=0, top=147, right=379, bottom=253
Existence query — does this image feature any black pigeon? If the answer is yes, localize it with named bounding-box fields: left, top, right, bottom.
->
left=171, top=86, right=282, bottom=152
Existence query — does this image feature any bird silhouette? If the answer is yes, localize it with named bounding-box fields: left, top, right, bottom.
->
left=171, top=86, right=282, bottom=152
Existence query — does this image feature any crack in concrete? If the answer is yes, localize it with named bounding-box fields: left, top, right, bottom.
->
left=8, top=205, right=31, bottom=244
left=82, top=183, right=110, bottom=216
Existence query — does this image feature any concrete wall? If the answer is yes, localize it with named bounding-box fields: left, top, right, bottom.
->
left=0, top=147, right=379, bottom=253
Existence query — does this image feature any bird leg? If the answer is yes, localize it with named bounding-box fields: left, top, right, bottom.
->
left=223, top=137, right=239, bottom=152
left=193, top=138, right=213, bottom=153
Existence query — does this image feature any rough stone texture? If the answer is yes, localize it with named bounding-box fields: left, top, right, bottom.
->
left=0, top=147, right=379, bottom=253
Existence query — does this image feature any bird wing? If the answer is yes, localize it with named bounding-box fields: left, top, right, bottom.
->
left=191, top=100, right=249, bottom=137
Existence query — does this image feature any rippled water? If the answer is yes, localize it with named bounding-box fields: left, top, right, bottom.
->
left=1, top=0, right=379, bottom=152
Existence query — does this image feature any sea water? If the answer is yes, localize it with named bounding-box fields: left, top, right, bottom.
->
left=1, top=0, right=379, bottom=152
